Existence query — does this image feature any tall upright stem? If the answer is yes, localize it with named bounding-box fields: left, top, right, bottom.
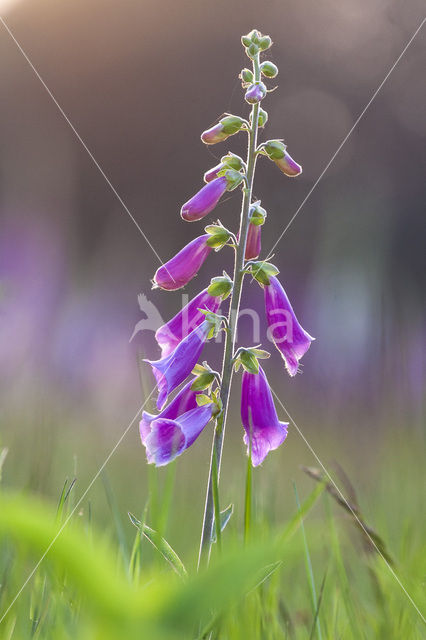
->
left=198, top=52, right=261, bottom=567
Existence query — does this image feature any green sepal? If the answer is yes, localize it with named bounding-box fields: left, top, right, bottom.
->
left=192, top=363, right=208, bottom=376
left=196, top=394, right=213, bottom=407
left=250, top=260, right=280, bottom=285
left=251, top=348, right=271, bottom=359
left=191, top=372, right=215, bottom=392
left=220, top=115, right=244, bottom=135
left=221, top=153, right=244, bottom=171
left=257, top=108, right=268, bottom=128
left=205, top=223, right=232, bottom=249
left=264, top=140, right=286, bottom=160
left=249, top=201, right=267, bottom=226
left=260, top=61, right=278, bottom=78
left=240, top=350, right=260, bottom=374
left=225, top=169, right=244, bottom=191
left=207, top=275, right=233, bottom=299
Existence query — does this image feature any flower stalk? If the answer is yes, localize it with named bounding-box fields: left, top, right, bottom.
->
left=198, top=51, right=262, bottom=566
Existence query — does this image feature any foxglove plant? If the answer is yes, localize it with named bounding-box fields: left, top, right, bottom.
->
left=141, top=29, right=313, bottom=562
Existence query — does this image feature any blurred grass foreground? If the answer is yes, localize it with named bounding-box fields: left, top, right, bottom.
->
left=0, top=428, right=425, bottom=638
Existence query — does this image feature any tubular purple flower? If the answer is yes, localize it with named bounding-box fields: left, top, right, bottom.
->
left=155, top=288, right=221, bottom=358
left=181, top=176, right=228, bottom=222
left=245, top=223, right=261, bottom=260
left=274, top=150, right=302, bottom=177
left=145, top=320, right=211, bottom=409
left=204, top=163, right=225, bottom=183
left=141, top=404, right=214, bottom=466
left=264, top=276, right=314, bottom=376
left=153, top=234, right=212, bottom=291
left=245, top=82, right=267, bottom=104
left=241, top=366, right=288, bottom=466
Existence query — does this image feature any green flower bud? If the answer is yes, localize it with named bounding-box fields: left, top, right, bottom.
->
left=247, top=29, right=261, bottom=44
left=259, top=36, right=272, bottom=51
left=241, top=35, right=252, bottom=47
left=247, top=43, right=259, bottom=58
left=207, top=275, right=233, bottom=299
left=240, top=68, right=254, bottom=84
left=260, top=61, right=278, bottom=78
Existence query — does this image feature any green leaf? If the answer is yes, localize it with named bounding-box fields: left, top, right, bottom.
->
left=128, top=513, right=188, bottom=579
left=211, top=504, right=234, bottom=543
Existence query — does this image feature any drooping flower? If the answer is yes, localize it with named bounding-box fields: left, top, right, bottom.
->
left=153, top=234, right=212, bottom=291
left=181, top=177, right=228, bottom=222
left=245, top=223, right=261, bottom=260
left=274, top=150, right=302, bottom=177
left=155, top=288, right=221, bottom=357
left=241, top=365, right=288, bottom=466
left=201, top=115, right=245, bottom=145
left=245, top=82, right=267, bottom=104
left=264, top=276, right=314, bottom=376
left=141, top=404, right=214, bottom=466
left=264, top=140, right=302, bottom=177
left=145, top=320, right=211, bottom=409
left=140, top=378, right=214, bottom=465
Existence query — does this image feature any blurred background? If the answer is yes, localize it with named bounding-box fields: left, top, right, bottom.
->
left=0, top=0, right=425, bottom=549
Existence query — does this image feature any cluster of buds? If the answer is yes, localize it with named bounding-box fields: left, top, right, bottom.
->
left=142, top=30, right=312, bottom=470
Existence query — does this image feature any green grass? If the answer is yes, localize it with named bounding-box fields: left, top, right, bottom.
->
left=0, top=422, right=425, bottom=639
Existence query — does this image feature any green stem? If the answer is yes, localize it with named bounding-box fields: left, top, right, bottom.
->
left=198, top=52, right=261, bottom=567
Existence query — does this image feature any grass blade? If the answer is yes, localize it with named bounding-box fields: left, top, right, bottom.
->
left=128, top=512, right=188, bottom=579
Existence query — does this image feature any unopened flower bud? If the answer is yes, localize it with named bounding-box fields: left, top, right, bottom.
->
left=204, top=163, right=224, bottom=183
left=201, top=115, right=244, bottom=145
left=258, top=36, right=272, bottom=51
left=247, top=43, right=259, bottom=58
left=240, top=68, right=254, bottom=84
left=264, top=141, right=302, bottom=177
left=260, top=61, right=278, bottom=78
left=181, top=176, right=228, bottom=222
left=245, top=82, right=267, bottom=104
left=241, top=35, right=252, bottom=47
left=245, top=223, right=261, bottom=260
left=249, top=29, right=261, bottom=43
